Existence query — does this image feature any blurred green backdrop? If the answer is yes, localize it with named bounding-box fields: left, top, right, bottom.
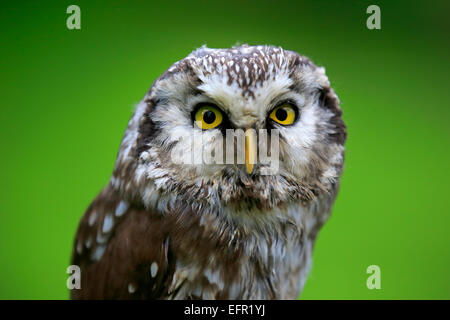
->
left=1, top=0, right=449, bottom=299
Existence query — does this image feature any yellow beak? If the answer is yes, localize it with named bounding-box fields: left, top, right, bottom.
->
left=245, top=128, right=257, bottom=174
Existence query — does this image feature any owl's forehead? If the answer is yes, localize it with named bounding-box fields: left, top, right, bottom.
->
left=168, top=46, right=309, bottom=94
left=161, top=46, right=313, bottom=123
left=189, top=46, right=293, bottom=89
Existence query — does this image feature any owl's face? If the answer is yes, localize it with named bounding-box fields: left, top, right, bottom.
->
left=112, top=45, right=346, bottom=212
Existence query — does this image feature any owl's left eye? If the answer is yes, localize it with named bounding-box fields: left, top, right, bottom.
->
left=269, top=103, right=297, bottom=126
left=193, top=105, right=223, bottom=130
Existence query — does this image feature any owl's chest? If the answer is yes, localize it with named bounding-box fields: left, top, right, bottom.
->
left=168, top=215, right=313, bottom=299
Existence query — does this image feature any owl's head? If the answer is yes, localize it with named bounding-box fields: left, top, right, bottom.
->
left=111, top=45, right=346, bottom=213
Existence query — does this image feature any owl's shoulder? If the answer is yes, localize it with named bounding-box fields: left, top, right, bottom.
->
left=71, top=185, right=176, bottom=299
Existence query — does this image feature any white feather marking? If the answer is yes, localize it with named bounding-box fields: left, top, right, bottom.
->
left=85, top=236, right=92, bottom=249
left=102, top=214, right=114, bottom=233
left=76, top=241, right=83, bottom=254
left=91, top=245, right=106, bottom=261
left=151, top=262, right=159, bottom=278
left=128, top=283, right=137, bottom=294
left=88, top=211, right=97, bottom=226
left=115, top=201, right=129, bottom=217
left=96, top=232, right=109, bottom=244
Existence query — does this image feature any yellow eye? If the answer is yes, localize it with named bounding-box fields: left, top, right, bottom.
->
left=269, top=104, right=296, bottom=126
left=194, top=105, right=223, bottom=130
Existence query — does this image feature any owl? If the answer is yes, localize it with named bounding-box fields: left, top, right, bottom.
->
left=71, top=45, right=346, bottom=299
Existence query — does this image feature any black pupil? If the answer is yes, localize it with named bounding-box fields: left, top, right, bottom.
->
left=203, top=110, right=216, bottom=124
left=276, top=108, right=288, bottom=121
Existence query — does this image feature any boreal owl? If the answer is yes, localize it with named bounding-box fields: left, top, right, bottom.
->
left=71, top=45, right=346, bottom=299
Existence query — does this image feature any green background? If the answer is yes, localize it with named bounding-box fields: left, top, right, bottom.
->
left=1, top=0, right=449, bottom=299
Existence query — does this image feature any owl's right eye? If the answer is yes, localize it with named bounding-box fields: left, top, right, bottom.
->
left=193, top=105, right=224, bottom=130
